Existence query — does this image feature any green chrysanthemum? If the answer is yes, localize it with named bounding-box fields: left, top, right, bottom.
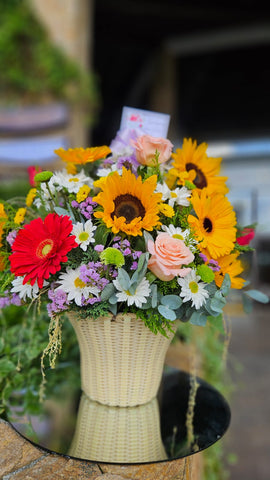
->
left=197, top=264, right=215, bottom=283
left=100, top=247, right=125, bottom=267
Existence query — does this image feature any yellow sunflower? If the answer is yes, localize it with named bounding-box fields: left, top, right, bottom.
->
left=214, top=253, right=245, bottom=289
left=55, top=146, right=111, bottom=174
left=170, top=138, right=228, bottom=194
left=93, top=168, right=162, bottom=236
left=188, top=190, right=237, bottom=259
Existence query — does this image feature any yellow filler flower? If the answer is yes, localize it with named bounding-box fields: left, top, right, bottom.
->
left=93, top=168, right=162, bottom=236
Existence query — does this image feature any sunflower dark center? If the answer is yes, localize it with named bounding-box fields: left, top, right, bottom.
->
left=203, top=217, right=213, bottom=233
left=112, top=194, right=145, bottom=223
left=186, top=162, right=207, bottom=189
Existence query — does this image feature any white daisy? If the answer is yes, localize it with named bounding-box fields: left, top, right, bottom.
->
left=33, top=181, right=58, bottom=211
left=113, top=276, right=151, bottom=308
left=162, top=224, right=198, bottom=252
left=177, top=270, right=209, bottom=310
left=51, top=169, right=93, bottom=194
left=72, top=220, right=97, bottom=251
left=155, top=183, right=191, bottom=207
left=96, top=162, right=120, bottom=177
left=57, top=267, right=99, bottom=306
left=11, top=276, right=47, bottom=301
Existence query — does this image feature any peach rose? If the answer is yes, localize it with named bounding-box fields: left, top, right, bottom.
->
left=131, top=135, right=173, bottom=166
left=147, top=233, right=194, bottom=281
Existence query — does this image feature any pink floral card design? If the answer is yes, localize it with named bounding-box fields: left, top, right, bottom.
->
left=120, top=106, right=170, bottom=138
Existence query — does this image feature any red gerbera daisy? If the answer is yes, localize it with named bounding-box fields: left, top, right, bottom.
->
left=10, top=213, right=77, bottom=288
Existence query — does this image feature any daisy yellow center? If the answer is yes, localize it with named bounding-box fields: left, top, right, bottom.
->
left=170, top=192, right=177, bottom=198
left=69, top=178, right=79, bottom=183
left=203, top=217, right=213, bottom=233
left=79, top=232, right=89, bottom=242
left=173, top=233, right=184, bottom=240
left=112, top=194, right=146, bottom=223
left=36, top=239, right=54, bottom=259
left=189, top=281, right=199, bottom=293
left=186, top=162, right=207, bottom=189
left=74, top=277, right=86, bottom=288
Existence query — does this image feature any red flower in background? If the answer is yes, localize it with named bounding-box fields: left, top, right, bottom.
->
left=28, top=166, right=42, bottom=186
left=236, top=227, right=255, bottom=246
left=10, top=214, right=77, bottom=288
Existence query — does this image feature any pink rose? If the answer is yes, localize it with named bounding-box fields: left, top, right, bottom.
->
left=147, top=233, right=194, bottom=281
left=131, top=135, right=173, bottom=166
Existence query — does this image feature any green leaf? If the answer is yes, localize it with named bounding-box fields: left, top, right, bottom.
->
left=158, top=305, right=177, bottom=321
left=220, top=273, right=231, bottom=296
left=0, top=358, right=16, bottom=376
left=116, top=268, right=131, bottom=290
left=161, top=295, right=182, bottom=310
left=100, top=283, right=115, bottom=301
left=244, top=289, right=269, bottom=304
left=189, top=311, right=208, bottom=326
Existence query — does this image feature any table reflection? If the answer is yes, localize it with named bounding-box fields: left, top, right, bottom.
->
left=68, top=393, right=167, bottom=463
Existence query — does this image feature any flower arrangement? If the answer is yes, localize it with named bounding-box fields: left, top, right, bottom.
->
left=0, top=129, right=267, bottom=343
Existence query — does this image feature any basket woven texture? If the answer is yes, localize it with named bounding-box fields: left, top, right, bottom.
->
left=68, top=393, right=167, bottom=463
left=68, top=312, right=176, bottom=407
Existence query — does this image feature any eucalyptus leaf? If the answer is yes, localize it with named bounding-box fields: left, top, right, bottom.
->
left=54, top=206, right=74, bottom=222
left=161, top=295, right=182, bottom=310
left=116, top=268, right=131, bottom=290
left=190, top=311, right=208, bottom=326
left=100, top=283, right=115, bottom=301
left=151, top=284, right=158, bottom=308
left=143, top=230, right=154, bottom=248
left=210, top=296, right=226, bottom=313
left=244, top=289, right=269, bottom=304
left=108, top=293, right=118, bottom=304
left=108, top=303, right=117, bottom=315
left=158, top=305, right=177, bottom=321
left=220, top=273, right=231, bottom=296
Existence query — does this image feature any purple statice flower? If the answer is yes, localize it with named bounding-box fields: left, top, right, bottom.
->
left=0, top=296, right=10, bottom=308
left=94, top=244, right=104, bottom=253
left=112, top=238, right=132, bottom=256
left=199, top=253, right=220, bottom=272
left=132, top=250, right=142, bottom=260
left=110, top=128, right=143, bottom=153
left=199, top=253, right=208, bottom=263
left=47, top=288, right=70, bottom=317
left=71, top=197, right=97, bottom=220
left=79, top=262, right=110, bottom=293
left=131, top=261, right=138, bottom=271
left=10, top=293, right=22, bottom=306
left=116, top=153, right=140, bottom=175
left=208, top=259, right=221, bottom=272
left=6, top=230, right=17, bottom=247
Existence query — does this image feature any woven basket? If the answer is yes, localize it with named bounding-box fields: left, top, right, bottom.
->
left=68, top=312, right=176, bottom=407
left=68, top=393, right=167, bottom=463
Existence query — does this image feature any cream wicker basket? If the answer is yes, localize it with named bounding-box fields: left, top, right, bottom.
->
left=68, top=393, right=167, bottom=463
left=68, top=312, right=176, bottom=407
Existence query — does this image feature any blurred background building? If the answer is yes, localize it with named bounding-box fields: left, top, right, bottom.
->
left=0, top=1, right=270, bottom=479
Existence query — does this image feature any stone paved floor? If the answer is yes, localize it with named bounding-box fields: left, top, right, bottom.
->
left=225, top=291, right=270, bottom=480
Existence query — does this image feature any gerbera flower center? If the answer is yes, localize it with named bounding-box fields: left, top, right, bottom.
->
left=203, top=217, right=213, bottom=233
left=74, top=277, right=86, bottom=288
left=186, top=162, right=207, bottom=189
left=36, top=239, right=54, bottom=259
left=189, top=281, right=199, bottom=293
left=79, top=232, right=89, bottom=242
left=112, top=194, right=146, bottom=223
